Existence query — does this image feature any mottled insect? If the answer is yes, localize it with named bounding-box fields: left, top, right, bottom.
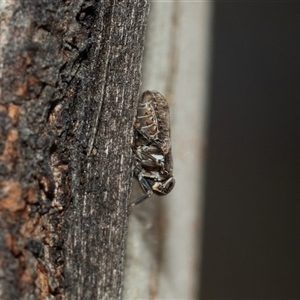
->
left=129, top=90, right=175, bottom=208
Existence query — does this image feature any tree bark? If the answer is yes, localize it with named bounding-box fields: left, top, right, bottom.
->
left=0, top=0, right=149, bottom=299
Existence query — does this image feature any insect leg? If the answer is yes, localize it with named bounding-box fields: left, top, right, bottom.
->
left=129, top=175, right=153, bottom=208
left=135, top=145, right=165, bottom=170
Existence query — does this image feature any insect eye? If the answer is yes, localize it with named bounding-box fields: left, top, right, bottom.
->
left=162, top=177, right=175, bottom=194
left=152, top=177, right=175, bottom=195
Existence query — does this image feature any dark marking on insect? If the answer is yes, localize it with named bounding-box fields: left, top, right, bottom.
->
left=129, top=90, right=175, bottom=209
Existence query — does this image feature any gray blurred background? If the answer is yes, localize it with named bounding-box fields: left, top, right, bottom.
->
left=201, top=2, right=300, bottom=300
left=124, top=1, right=300, bottom=299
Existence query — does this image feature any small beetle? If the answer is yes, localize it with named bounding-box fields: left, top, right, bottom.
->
left=129, top=90, right=175, bottom=208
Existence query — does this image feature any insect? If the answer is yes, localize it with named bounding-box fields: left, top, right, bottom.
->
left=129, top=90, right=175, bottom=208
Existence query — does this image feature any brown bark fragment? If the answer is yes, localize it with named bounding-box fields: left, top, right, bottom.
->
left=7, top=104, right=19, bottom=124
left=0, top=181, right=24, bottom=212
left=1, top=128, right=19, bottom=164
left=19, top=264, right=33, bottom=287
left=24, top=186, right=37, bottom=204
left=5, top=234, right=20, bottom=256
left=36, top=262, right=50, bottom=299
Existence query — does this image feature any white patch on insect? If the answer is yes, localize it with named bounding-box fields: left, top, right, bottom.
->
left=152, top=154, right=164, bottom=161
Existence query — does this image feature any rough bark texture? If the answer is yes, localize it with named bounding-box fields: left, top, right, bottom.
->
left=0, top=0, right=149, bottom=299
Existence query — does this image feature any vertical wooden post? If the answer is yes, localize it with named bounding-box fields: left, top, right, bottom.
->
left=0, top=1, right=149, bottom=299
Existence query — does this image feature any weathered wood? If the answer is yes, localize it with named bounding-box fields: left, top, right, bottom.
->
left=0, top=0, right=149, bottom=299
